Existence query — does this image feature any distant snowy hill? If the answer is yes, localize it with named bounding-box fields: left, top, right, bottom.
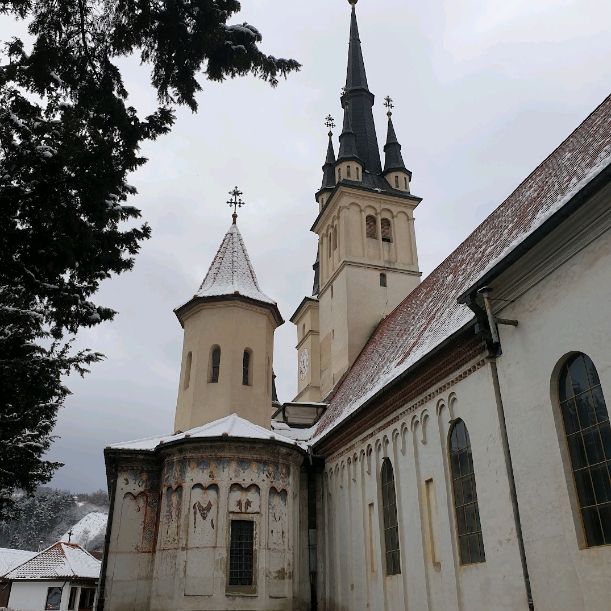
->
left=61, top=512, right=107, bottom=551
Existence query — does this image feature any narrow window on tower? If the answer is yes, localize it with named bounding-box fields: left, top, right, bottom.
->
left=338, top=167, right=342, bottom=181
left=381, top=218, right=393, bottom=243
left=228, top=520, right=255, bottom=589
left=356, top=166, right=360, bottom=180
left=347, top=165, right=352, bottom=178
left=394, top=174, right=399, bottom=188
left=404, top=176, right=408, bottom=190
left=183, top=351, right=192, bottom=390
left=209, top=346, right=221, bottom=383
left=242, top=349, right=252, bottom=386
left=366, top=215, right=377, bottom=239
left=380, top=273, right=387, bottom=287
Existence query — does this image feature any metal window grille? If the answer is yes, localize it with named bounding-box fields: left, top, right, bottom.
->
left=559, top=353, right=611, bottom=546
left=242, top=350, right=251, bottom=386
left=381, top=458, right=401, bottom=575
left=229, top=520, right=254, bottom=586
left=449, top=419, right=485, bottom=564
left=210, top=347, right=221, bottom=383
left=366, top=215, right=377, bottom=239
left=381, top=218, right=393, bottom=243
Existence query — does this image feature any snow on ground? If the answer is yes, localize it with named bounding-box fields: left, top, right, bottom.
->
left=60, top=512, right=107, bottom=549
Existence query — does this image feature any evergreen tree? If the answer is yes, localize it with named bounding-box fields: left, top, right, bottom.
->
left=0, top=0, right=300, bottom=520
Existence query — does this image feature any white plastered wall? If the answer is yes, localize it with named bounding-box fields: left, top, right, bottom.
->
left=494, top=223, right=611, bottom=611
left=319, top=356, right=528, bottom=611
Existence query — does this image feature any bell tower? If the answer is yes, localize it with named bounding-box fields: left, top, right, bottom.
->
left=174, top=189, right=283, bottom=432
left=293, top=0, right=422, bottom=401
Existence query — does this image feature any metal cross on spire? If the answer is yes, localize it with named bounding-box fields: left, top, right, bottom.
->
left=227, top=186, right=245, bottom=224
left=384, top=95, right=394, bottom=117
left=325, top=114, right=335, bottom=135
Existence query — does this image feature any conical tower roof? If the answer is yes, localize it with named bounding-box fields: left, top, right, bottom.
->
left=341, top=2, right=382, bottom=174
left=384, top=114, right=408, bottom=174
left=176, top=223, right=283, bottom=326
left=320, top=132, right=337, bottom=191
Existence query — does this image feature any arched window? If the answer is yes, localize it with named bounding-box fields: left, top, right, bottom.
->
left=183, top=351, right=192, bottom=390
left=379, top=273, right=387, bottom=287
left=366, top=215, right=377, bottom=239
left=332, top=226, right=338, bottom=251
left=381, top=458, right=401, bottom=575
left=337, top=167, right=342, bottom=181
left=242, top=349, right=252, bottom=386
left=394, top=174, right=399, bottom=188
left=449, top=420, right=485, bottom=564
left=381, top=218, right=393, bottom=243
left=210, top=346, right=221, bottom=383
left=558, top=353, right=610, bottom=547
left=347, top=165, right=352, bottom=178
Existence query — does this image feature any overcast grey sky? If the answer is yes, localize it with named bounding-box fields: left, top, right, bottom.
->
left=7, top=0, right=611, bottom=492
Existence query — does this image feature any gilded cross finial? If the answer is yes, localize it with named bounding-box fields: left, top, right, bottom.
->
left=325, top=114, right=335, bottom=136
left=384, top=95, right=394, bottom=117
left=227, top=186, right=245, bottom=224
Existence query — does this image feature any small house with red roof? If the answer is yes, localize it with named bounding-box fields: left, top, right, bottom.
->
left=2, top=542, right=100, bottom=611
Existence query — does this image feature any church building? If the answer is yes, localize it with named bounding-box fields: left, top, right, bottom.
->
left=99, top=1, right=611, bottom=610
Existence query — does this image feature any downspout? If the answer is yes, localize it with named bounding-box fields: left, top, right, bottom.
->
left=96, top=455, right=117, bottom=611
left=467, top=291, right=534, bottom=611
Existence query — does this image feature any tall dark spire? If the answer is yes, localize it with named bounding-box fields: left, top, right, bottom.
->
left=384, top=114, right=407, bottom=173
left=337, top=104, right=360, bottom=162
left=341, top=1, right=382, bottom=174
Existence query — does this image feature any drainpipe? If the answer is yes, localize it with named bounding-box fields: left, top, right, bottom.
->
left=469, top=288, right=534, bottom=611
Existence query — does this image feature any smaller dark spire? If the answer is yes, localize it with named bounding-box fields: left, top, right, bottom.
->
left=337, top=103, right=360, bottom=163
left=320, top=115, right=336, bottom=191
left=312, top=249, right=320, bottom=296
left=383, top=102, right=407, bottom=174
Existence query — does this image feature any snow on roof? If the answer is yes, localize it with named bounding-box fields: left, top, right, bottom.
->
left=0, top=548, right=36, bottom=578
left=314, top=94, right=611, bottom=443
left=5, top=542, right=100, bottom=580
left=60, top=512, right=107, bottom=549
left=271, top=421, right=318, bottom=442
left=108, top=413, right=308, bottom=452
left=195, top=223, right=275, bottom=305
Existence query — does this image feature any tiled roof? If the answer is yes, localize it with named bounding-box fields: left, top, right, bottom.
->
left=5, top=542, right=100, bottom=580
left=0, top=548, right=36, bottom=577
left=195, top=223, right=275, bottom=305
left=314, top=94, right=611, bottom=442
